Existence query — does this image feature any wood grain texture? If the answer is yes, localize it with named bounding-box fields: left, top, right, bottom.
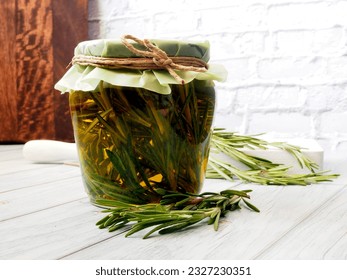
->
left=0, top=0, right=88, bottom=143
left=0, top=0, right=17, bottom=141
left=16, top=0, right=55, bottom=141
left=52, top=0, right=88, bottom=142
left=0, top=164, right=80, bottom=193
left=0, top=199, right=112, bottom=260
left=255, top=187, right=347, bottom=259
left=0, top=176, right=85, bottom=221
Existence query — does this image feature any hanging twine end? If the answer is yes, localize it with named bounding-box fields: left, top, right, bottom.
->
left=66, top=61, right=73, bottom=69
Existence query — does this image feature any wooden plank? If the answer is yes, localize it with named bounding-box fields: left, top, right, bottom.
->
left=0, top=159, right=59, bottom=176
left=0, top=164, right=81, bottom=193
left=0, top=145, right=23, bottom=153
left=52, top=0, right=88, bottom=142
left=0, top=147, right=24, bottom=160
left=202, top=183, right=346, bottom=260
left=0, top=198, right=122, bottom=260
left=254, top=186, right=347, bottom=259
left=0, top=144, right=80, bottom=181
left=61, top=183, right=345, bottom=259
left=0, top=0, right=17, bottom=142
left=0, top=177, right=86, bottom=221
left=0, top=145, right=76, bottom=176
left=15, top=0, right=55, bottom=141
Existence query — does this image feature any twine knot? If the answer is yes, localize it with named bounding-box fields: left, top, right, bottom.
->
left=153, top=57, right=173, bottom=67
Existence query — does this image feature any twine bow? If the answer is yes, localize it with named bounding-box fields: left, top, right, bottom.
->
left=71, top=34, right=208, bottom=85
left=121, top=35, right=207, bottom=84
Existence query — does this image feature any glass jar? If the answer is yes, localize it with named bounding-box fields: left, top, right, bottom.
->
left=55, top=38, right=226, bottom=205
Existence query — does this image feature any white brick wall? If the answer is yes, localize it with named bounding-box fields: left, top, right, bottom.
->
left=88, top=0, right=347, bottom=153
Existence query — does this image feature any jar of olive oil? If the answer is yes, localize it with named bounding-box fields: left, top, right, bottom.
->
left=55, top=36, right=226, bottom=206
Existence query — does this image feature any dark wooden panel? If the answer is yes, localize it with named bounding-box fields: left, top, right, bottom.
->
left=0, top=0, right=18, bottom=142
left=53, top=0, right=88, bottom=142
left=0, top=0, right=88, bottom=143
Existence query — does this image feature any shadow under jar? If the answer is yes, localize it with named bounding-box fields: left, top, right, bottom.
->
left=55, top=38, right=226, bottom=206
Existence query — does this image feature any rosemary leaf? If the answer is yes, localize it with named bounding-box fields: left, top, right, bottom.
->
left=143, top=220, right=188, bottom=239
left=242, top=198, right=260, bottom=213
left=213, top=210, right=221, bottom=231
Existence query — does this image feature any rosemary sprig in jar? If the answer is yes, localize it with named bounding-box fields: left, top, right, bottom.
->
left=96, top=188, right=259, bottom=239
left=70, top=81, right=215, bottom=204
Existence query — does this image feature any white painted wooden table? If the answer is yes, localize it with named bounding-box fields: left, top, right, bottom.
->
left=0, top=144, right=346, bottom=260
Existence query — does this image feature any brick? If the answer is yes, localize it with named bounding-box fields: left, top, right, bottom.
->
left=214, top=113, right=246, bottom=133
left=234, top=85, right=306, bottom=110
left=89, top=0, right=129, bottom=20
left=267, top=0, right=320, bottom=2
left=321, top=112, right=347, bottom=134
left=128, top=0, right=189, bottom=13
left=313, top=27, right=345, bottom=55
left=336, top=140, right=347, bottom=153
left=190, top=0, right=261, bottom=10
left=189, top=32, right=267, bottom=60
left=210, top=32, right=267, bottom=59
left=326, top=56, right=347, bottom=80
left=104, top=17, right=152, bottom=38
left=215, top=87, right=235, bottom=114
left=335, top=1, right=347, bottom=26
left=248, top=112, right=311, bottom=135
left=216, top=57, right=256, bottom=82
left=153, top=11, right=200, bottom=35
left=257, top=57, right=325, bottom=81
left=268, top=2, right=337, bottom=29
left=214, top=87, right=245, bottom=132
left=199, top=4, right=267, bottom=32
left=274, top=30, right=314, bottom=55
left=305, top=85, right=347, bottom=112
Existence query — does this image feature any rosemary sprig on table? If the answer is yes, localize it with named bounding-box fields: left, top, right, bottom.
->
left=207, top=129, right=339, bottom=185
left=96, top=188, right=259, bottom=239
